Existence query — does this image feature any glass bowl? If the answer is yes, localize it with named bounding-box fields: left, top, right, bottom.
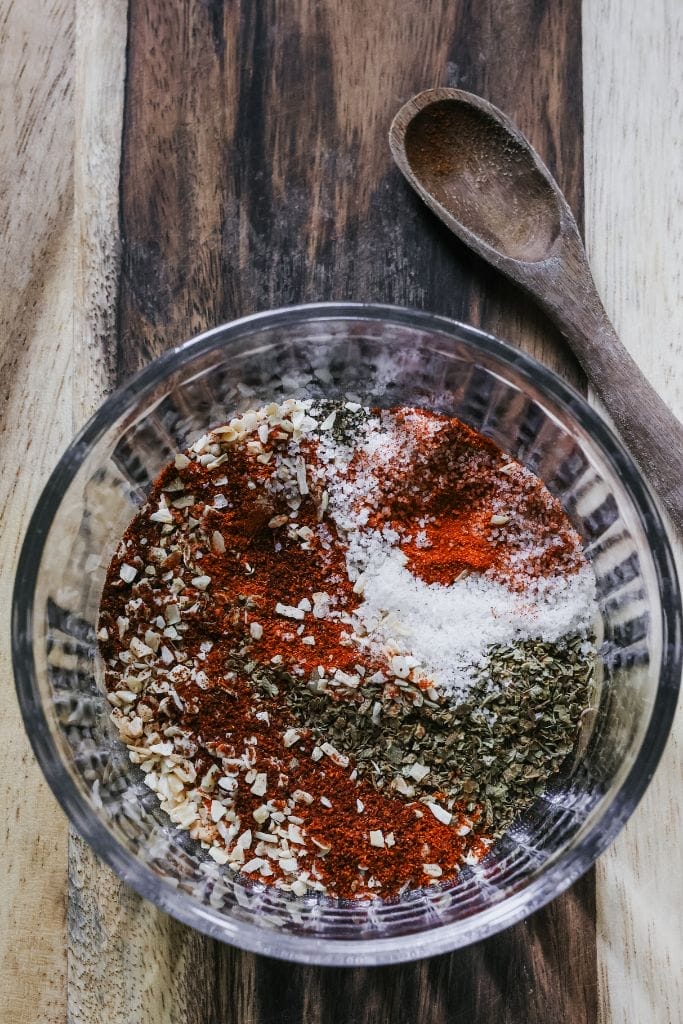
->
left=12, top=303, right=681, bottom=965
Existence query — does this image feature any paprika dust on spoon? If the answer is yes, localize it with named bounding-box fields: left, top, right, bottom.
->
left=98, top=399, right=597, bottom=900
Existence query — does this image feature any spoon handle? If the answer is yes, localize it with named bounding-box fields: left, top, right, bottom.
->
left=533, top=253, right=683, bottom=532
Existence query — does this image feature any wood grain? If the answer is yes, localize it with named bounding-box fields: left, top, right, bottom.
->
left=118, top=0, right=585, bottom=385
left=107, top=2, right=596, bottom=1022
left=2, top=0, right=679, bottom=1021
left=582, top=2, right=683, bottom=1021
left=73, top=0, right=127, bottom=422
left=217, top=880, right=596, bottom=1024
left=0, top=2, right=73, bottom=1022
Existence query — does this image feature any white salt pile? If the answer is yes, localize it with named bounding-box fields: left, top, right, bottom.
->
left=349, top=533, right=596, bottom=699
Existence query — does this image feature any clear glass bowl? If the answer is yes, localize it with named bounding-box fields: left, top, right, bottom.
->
left=12, top=304, right=681, bottom=965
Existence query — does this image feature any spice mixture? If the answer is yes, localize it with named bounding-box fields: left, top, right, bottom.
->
left=98, top=400, right=596, bottom=900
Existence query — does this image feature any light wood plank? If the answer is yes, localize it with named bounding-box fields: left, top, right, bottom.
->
left=0, top=1, right=74, bottom=1021
left=68, top=833, right=229, bottom=1024
left=583, top=2, right=683, bottom=1022
left=73, top=0, right=127, bottom=423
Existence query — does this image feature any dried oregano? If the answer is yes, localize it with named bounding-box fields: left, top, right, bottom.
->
left=246, top=633, right=595, bottom=837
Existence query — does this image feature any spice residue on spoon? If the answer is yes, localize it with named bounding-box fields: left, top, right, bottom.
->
left=98, top=400, right=596, bottom=900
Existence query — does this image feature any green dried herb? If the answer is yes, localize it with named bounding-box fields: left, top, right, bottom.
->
left=246, top=634, right=595, bottom=837
left=313, top=400, right=370, bottom=446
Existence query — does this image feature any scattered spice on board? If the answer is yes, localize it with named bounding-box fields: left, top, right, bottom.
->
left=98, top=400, right=596, bottom=900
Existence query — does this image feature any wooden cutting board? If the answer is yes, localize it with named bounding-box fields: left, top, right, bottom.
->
left=69, top=1, right=597, bottom=1020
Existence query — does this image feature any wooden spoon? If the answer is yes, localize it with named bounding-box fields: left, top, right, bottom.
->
left=390, top=87, right=683, bottom=533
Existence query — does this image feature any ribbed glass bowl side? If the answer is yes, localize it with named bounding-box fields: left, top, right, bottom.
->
left=12, top=305, right=681, bottom=965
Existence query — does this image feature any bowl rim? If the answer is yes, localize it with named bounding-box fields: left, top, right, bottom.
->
left=12, top=301, right=682, bottom=965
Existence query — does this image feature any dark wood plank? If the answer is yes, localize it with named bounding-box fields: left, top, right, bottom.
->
left=220, top=870, right=595, bottom=1024
left=116, top=1, right=596, bottom=1021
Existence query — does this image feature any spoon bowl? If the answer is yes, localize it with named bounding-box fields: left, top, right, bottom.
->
left=404, top=99, right=561, bottom=262
left=390, top=88, right=683, bottom=533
